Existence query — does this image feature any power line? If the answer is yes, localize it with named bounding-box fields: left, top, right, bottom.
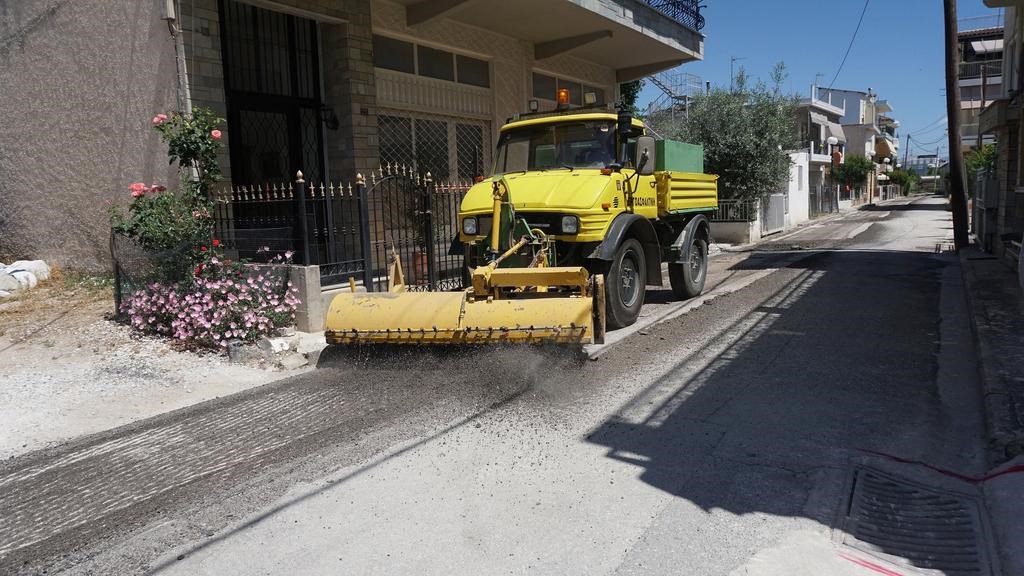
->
left=913, top=121, right=949, bottom=137
left=909, top=114, right=948, bottom=135
left=913, top=132, right=949, bottom=146
left=827, top=0, right=871, bottom=90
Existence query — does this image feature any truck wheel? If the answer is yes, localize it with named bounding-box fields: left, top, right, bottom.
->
left=605, top=238, right=646, bottom=329
left=669, top=236, right=707, bottom=299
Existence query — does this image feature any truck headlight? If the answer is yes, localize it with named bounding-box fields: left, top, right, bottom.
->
left=462, top=217, right=478, bottom=235
left=560, top=215, right=580, bottom=234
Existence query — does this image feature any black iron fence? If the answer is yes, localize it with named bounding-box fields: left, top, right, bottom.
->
left=709, top=198, right=759, bottom=222
left=213, top=164, right=470, bottom=291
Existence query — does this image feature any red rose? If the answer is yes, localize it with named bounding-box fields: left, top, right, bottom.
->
left=200, top=246, right=208, bottom=252
left=194, top=264, right=204, bottom=276
left=212, top=239, right=221, bottom=247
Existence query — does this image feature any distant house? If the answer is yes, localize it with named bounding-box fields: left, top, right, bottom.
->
left=817, top=86, right=901, bottom=205
left=795, top=84, right=847, bottom=216
left=959, top=14, right=1003, bottom=152
left=0, top=0, right=707, bottom=270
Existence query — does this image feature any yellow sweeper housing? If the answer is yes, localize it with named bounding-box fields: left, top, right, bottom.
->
left=325, top=179, right=606, bottom=346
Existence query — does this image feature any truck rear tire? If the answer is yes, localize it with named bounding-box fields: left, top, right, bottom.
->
left=605, top=238, right=646, bottom=329
left=669, top=236, right=707, bottom=299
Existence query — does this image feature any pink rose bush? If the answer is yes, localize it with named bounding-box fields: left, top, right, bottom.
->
left=128, top=182, right=168, bottom=198
left=112, top=108, right=301, bottom=351
left=121, top=249, right=300, bottom=349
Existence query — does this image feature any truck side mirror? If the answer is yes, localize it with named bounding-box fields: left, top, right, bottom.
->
left=636, top=135, right=656, bottom=176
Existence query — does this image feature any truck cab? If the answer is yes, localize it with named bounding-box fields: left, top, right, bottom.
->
left=457, top=106, right=718, bottom=329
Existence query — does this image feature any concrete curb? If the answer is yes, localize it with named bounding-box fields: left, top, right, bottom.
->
left=958, top=248, right=1024, bottom=465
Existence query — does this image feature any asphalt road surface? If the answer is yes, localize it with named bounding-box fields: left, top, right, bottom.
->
left=0, top=195, right=990, bottom=575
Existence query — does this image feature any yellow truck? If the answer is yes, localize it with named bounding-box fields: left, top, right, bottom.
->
left=325, top=105, right=718, bottom=346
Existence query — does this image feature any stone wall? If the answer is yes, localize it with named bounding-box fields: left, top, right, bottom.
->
left=0, top=0, right=180, bottom=271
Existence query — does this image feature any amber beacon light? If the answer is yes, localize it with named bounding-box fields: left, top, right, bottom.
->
left=556, top=88, right=570, bottom=107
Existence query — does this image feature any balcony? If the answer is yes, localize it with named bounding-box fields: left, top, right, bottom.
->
left=394, top=0, right=706, bottom=81
left=959, top=59, right=1002, bottom=80
left=644, top=1, right=704, bottom=31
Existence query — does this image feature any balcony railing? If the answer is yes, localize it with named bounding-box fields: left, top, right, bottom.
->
left=958, top=14, right=1003, bottom=32
left=645, top=0, right=705, bottom=31
left=959, top=59, right=1002, bottom=79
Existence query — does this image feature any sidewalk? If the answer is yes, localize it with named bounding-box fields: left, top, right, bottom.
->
left=960, top=244, right=1024, bottom=465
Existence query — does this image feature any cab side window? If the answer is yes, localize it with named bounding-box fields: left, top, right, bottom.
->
left=625, top=138, right=638, bottom=168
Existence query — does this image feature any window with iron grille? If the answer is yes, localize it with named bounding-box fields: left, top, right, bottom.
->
left=378, top=112, right=490, bottom=180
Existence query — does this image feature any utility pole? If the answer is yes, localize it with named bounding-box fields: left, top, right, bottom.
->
left=903, top=134, right=911, bottom=169
left=944, top=0, right=970, bottom=249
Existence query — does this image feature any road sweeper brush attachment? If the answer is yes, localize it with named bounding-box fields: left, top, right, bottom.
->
left=324, top=179, right=605, bottom=346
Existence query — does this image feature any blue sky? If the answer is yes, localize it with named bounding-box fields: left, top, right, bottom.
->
left=638, top=0, right=1002, bottom=160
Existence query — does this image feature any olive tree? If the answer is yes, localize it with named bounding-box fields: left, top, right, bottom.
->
left=660, top=64, right=800, bottom=200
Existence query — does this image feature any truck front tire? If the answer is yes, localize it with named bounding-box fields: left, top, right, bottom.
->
left=605, top=238, right=646, bottom=329
left=669, top=236, right=708, bottom=299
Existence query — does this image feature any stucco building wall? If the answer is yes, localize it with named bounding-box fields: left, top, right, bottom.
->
left=372, top=0, right=616, bottom=147
left=0, top=0, right=180, bottom=270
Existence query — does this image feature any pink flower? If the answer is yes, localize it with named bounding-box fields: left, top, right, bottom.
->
left=152, top=113, right=168, bottom=126
left=211, top=129, right=222, bottom=140
left=129, top=182, right=148, bottom=197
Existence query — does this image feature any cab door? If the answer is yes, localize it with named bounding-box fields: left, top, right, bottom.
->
left=624, top=135, right=659, bottom=218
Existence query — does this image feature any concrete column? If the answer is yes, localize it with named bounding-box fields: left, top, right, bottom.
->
left=290, top=264, right=324, bottom=333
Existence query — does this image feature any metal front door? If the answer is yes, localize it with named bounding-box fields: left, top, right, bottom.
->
left=219, top=0, right=324, bottom=185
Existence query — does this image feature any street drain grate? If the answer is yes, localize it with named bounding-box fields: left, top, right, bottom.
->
left=839, top=467, right=995, bottom=576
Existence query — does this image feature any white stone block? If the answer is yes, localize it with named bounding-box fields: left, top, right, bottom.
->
left=0, top=274, right=19, bottom=292
left=9, top=271, right=37, bottom=290
left=5, top=260, right=49, bottom=281
left=257, top=336, right=291, bottom=356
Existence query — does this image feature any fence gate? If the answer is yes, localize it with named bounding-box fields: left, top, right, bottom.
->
left=363, top=166, right=466, bottom=292
left=809, top=183, right=838, bottom=217
left=762, top=193, right=786, bottom=235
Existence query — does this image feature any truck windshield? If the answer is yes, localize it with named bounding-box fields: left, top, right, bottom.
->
left=493, top=121, right=615, bottom=173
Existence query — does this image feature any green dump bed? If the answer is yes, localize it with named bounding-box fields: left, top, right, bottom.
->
left=654, top=171, right=719, bottom=217
left=655, top=140, right=704, bottom=173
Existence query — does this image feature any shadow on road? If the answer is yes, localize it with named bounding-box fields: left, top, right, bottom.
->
left=586, top=249, right=977, bottom=572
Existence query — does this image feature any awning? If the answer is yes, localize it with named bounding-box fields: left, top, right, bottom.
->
left=875, top=137, right=896, bottom=158
left=826, top=122, right=847, bottom=143
left=809, top=111, right=828, bottom=125
left=971, top=39, right=1003, bottom=54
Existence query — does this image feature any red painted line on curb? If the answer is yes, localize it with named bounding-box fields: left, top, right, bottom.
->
left=859, top=449, right=1024, bottom=484
left=837, top=551, right=905, bottom=576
